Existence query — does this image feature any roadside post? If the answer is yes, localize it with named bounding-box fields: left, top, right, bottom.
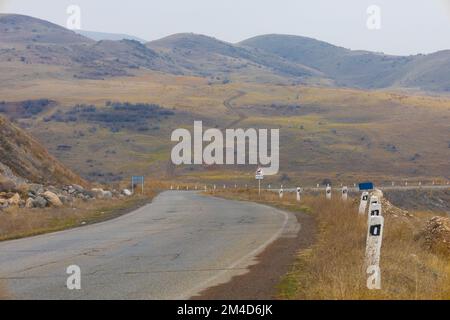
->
left=255, top=168, right=264, bottom=196
left=368, top=195, right=382, bottom=223
left=131, top=176, right=144, bottom=195
left=342, top=186, right=348, bottom=201
left=326, top=185, right=331, bottom=200
left=359, top=192, right=369, bottom=214
left=279, top=187, right=283, bottom=199
left=365, top=213, right=384, bottom=290
left=296, top=187, right=301, bottom=202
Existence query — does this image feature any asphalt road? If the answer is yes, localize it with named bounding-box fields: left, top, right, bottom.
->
left=0, top=191, right=299, bottom=300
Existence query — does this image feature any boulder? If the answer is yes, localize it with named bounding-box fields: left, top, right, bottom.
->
left=0, top=178, right=17, bottom=192
left=122, top=189, right=132, bottom=196
left=42, top=191, right=63, bottom=207
left=72, top=184, right=85, bottom=193
left=8, top=193, right=21, bottom=206
left=27, top=183, right=44, bottom=196
left=32, top=196, right=48, bottom=208
left=102, top=191, right=113, bottom=199
left=91, top=188, right=105, bottom=198
left=423, top=216, right=450, bottom=255
left=58, top=195, right=73, bottom=205
left=25, top=198, right=34, bottom=208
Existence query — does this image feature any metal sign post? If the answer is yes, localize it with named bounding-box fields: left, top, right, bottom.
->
left=131, top=176, right=144, bottom=195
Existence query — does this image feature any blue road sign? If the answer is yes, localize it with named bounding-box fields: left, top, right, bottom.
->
left=132, top=176, right=144, bottom=184
left=359, top=182, right=374, bottom=191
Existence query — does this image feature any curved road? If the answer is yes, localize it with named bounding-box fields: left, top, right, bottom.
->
left=0, top=191, right=299, bottom=299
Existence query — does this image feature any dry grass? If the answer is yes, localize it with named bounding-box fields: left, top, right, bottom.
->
left=0, top=180, right=169, bottom=241
left=0, top=281, right=8, bottom=300
left=210, top=188, right=450, bottom=300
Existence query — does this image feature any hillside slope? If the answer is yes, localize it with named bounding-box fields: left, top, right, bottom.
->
left=0, top=115, right=86, bottom=187
left=241, top=34, right=450, bottom=92
left=148, top=33, right=324, bottom=82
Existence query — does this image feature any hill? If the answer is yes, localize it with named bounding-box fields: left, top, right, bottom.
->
left=0, top=115, right=86, bottom=187
left=240, top=34, right=450, bottom=91
left=147, top=33, right=325, bottom=83
left=1, top=14, right=449, bottom=91
left=75, top=30, right=147, bottom=43
left=0, top=14, right=179, bottom=80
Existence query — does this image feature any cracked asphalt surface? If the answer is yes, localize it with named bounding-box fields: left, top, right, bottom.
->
left=0, top=191, right=298, bottom=299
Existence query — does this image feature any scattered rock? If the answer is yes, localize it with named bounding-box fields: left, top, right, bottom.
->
left=422, top=216, right=450, bottom=255
left=8, top=193, right=21, bottom=206
left=32, top=196, right=48, bottom=208
left=122, top=189, right=132, bottom=196
left=102, top=191, right=113, bottom=199
left=0, top=177, right=17, bottom=192
left=27, top=183, right=44, bottom=196
left=42, top=191, right=63, bottom=207
left=25, top=198, right=34, bottom=208
left=91, top=188, right=105, bottom=198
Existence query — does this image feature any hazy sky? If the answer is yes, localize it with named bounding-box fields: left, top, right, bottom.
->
left=1, top=0, right=450, bottom=55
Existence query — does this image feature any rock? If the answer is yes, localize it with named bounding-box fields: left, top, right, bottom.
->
left=0, top=177, right=17, bottom=192
left=372, top=188, right=384, bottom=199
left=32, top=196, right=48, bottom=208
left=423, top=216, right=450, bottom=255
left=58, top=195, right=73, bottom=205
left=72, top=184, right=85, bottom=193
left=42, top=191, right=63, bottom=207
left=91, top=188, right=104, bottom=198
left=122, top=189, right=132, bottom=196
left=102, top=191, right=113, bottom=199
left=8, top=193, right=21, bottom=206
left=25, top=198, right=34, bottom=208
left=27, top=183, right=44, bottom=196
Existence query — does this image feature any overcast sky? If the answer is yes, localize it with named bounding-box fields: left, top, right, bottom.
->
left=1, top=0, right=450, bottom=55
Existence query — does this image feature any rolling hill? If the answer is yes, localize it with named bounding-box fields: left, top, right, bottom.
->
left=240, top=34, right=450, bottom=91
left=1, top=13, right=449, bottom=91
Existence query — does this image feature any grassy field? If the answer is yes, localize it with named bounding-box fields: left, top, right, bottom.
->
left=211, top=188, right=450, bottom=300
left=0, top=70, right=449, bottom=184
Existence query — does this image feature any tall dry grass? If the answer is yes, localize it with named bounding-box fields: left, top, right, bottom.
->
left=0, top=180, right=167, bottom=241
left=0, top=281, right=9, bottom=300
left=211, top=188, right=450, bottom=300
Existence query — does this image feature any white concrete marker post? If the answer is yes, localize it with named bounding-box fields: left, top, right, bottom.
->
left=296, top=187, right=301, bottom=202
left=326, top=185, right=332, bottom=200
left=359, top=191, right=369, bottom=215
left=342, top=186, right=348, bottom=201
left=365, top=214, right=384, bottom=290
left=368, top=196, right=382, bottom=224
left=279, top=188, right=284, bottom=199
